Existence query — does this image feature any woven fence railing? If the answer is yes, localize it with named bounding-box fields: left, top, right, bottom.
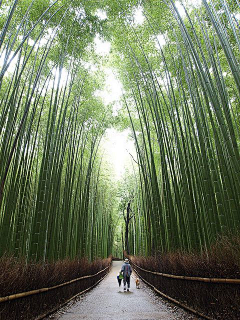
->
left=131, top=261, right=240, bottom=284
left=0, top=264, right=110, bottom=303
left=130, top=258, right=240, bottom=320
left=0, top=261, right=111, bottom=320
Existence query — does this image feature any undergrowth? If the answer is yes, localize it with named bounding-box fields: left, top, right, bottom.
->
left=0, top=256, right=112, bottom=319
left=132, top=235, right=240, bottom=278
left=129, top=236, right=240, bottom=320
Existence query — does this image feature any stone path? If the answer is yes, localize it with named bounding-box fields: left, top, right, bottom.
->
left=49, top=261, right=200, bottom=320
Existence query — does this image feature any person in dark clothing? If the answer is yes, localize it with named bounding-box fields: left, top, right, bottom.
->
left=121, top=258, right=132, bottom=291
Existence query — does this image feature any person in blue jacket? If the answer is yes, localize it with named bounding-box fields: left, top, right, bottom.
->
left=121, top=258, right=132, bottom=291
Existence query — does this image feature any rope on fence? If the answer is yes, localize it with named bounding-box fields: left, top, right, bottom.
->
left=131, top=261, right=240, bottom=284
left=133, top=267, right=214, bottom=320
left=0, top=264, right=110, bottom=303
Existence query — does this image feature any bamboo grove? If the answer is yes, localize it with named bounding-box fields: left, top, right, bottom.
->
left=0, top=0, right=240, bottom=262
left=113, top=0, right=240, bottom=255
left=0, top=1, right=115, bottom=262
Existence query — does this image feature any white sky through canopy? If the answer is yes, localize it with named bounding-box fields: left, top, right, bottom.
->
left=92, top=33, right=137, bottom=180
left=101, top=128, right=136, bottom=180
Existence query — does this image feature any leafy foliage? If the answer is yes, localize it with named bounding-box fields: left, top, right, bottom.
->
left=0, top=0, right=239, bottom=262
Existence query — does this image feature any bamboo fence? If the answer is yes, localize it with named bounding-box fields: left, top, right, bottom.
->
left=133, top=267, right=214, bottom=320
left=0, top=264, right=110, bottom=303
left=131, top=261, right=240, bottom=284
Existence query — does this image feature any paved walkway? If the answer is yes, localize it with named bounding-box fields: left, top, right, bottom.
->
left=50, top=261, right=199, bottom=320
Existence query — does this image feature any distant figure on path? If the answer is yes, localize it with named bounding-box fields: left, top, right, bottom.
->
left=121, top=258, right=132, bottom=291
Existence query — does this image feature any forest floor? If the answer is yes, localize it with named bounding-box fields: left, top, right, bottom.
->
left=47, top=261, right=200, bottom=320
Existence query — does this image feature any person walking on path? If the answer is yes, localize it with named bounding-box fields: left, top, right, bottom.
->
left=121, top=258, right=132, bottom=291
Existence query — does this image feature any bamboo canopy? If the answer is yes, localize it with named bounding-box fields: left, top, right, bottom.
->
left=0, top=0, right=239, bottom=261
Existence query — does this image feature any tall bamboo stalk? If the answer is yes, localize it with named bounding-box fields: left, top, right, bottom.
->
left=0, top=1, right=114, bottom=261
left=118, top=0, right=240, bottom=254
